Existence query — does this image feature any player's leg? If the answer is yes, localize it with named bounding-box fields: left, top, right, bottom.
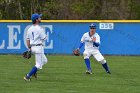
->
left=24, top=47, right=37, bottom=81
left=31, top=53, right=47, bottom=80
left=41, top=46, right=48, bottom=66
left=24, top=65, right=37, bottom=81
left=31, top=46, right=43, bottom=79
left=39, top=46, right=47, bottom=67
left=42, top=54, right=48, bottom=65
left=83, top=51, right=92, bottom=74
left=101, top=59, right=111, bottom=74
left=24, top=53, right=42, bottom=81
left=35, top=53, right=44, bottom=69
left=40, top=53, right=48, bottom=68
left=93, top=52, right=111, bottom=74
left=25, top=66, right=38, bottom=80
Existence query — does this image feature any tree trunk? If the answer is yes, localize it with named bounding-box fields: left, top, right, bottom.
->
left=18, top=0, right=23, bottom=19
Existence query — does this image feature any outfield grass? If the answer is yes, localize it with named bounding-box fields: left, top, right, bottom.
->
left=0, top=55, right=140, bottom=93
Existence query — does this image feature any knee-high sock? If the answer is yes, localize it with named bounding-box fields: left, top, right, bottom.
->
left=102, top=63, right=110, bottom=72
left=84, top=59, right=91, bottom=71
left=27, top=66, right=37, bottom=78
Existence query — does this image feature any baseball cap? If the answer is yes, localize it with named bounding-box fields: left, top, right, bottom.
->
left=89, top=23, right=96, bottom=29
left=31, top=13, right=42, bottom=21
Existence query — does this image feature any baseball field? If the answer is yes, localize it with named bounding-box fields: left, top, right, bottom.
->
left=0, top=55, right=140, bottom=93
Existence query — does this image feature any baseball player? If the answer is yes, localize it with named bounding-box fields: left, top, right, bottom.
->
left=77, top=23, right=111, bottom=74
left=24, top=13, right=48, bottom=81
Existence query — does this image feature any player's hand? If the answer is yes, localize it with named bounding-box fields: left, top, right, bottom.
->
left=92, top=37, right=96, bottom=42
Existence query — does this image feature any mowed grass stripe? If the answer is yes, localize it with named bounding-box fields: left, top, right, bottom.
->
left=0, top=55, right=140, bottom=93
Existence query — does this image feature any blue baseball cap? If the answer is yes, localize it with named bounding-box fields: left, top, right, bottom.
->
left=31, top=13, right=42, bottom=21
left=89, top=23, right=96, bottom=29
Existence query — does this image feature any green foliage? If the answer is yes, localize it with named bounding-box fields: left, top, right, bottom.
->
left=44, top=1, right=60, bottom=19
left=128, top=0, right=140, bottom=19
left=0, top=0, right=140, bottom=19
left=71, top=2, right=86, bottom=15
left=70, top=0, right=99, bottom=19
left=131, top=2, right=140, bottom=19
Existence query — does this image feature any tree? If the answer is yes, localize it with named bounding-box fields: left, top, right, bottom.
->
left=0, top=0, right=140, bottom=20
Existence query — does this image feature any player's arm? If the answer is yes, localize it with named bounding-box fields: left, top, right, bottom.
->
left=93, top=42, right=100, bottom=47
left=77, top=34, right=85, bottom=50
left=41, top=35, right=47, bottom=41
left=92, top=36, right=100, bottom=47
left=73, top=34, right=85, bottom=56
left=40, top=29, right=47, bottom=41
left=26, top=40, right=31, bottom=50
left=26, top=32, right=31, bottom=50
left=78, top=42, right=84, bottom=49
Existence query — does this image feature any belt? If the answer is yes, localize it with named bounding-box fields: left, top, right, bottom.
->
left=31, top=44, right=43, bottom=46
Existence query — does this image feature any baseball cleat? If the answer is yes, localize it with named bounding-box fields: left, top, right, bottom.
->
left=24, top=77, right=31, bottom=81
left=86, top=70, right=92, bottom=74
left=106, top=71, right=111, bottom=74
left=24, top=75, right=31, bottom=81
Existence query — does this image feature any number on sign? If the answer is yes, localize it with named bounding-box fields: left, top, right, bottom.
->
left=99, top=23, right=114, bottom=29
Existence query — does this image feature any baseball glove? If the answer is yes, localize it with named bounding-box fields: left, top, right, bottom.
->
left=73, top=49, right=80, bottom=56
left=22, top=50, right=31, bottom=59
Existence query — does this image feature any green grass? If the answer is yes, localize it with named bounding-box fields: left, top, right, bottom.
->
left=0, top=55, right=140, bottom=93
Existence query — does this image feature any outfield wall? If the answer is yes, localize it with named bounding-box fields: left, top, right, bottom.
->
left=0, top=20, right=140, bottom=55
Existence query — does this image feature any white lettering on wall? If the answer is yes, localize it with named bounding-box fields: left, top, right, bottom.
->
left=24, top=25, right=31, bottom=48
left=7, top=25, right=21, bottom=49
left=0, top=40, right=5, bottom=49
left=0, top=25, right=53, bottom=50
left=42, top=25, right=53, bottom=49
